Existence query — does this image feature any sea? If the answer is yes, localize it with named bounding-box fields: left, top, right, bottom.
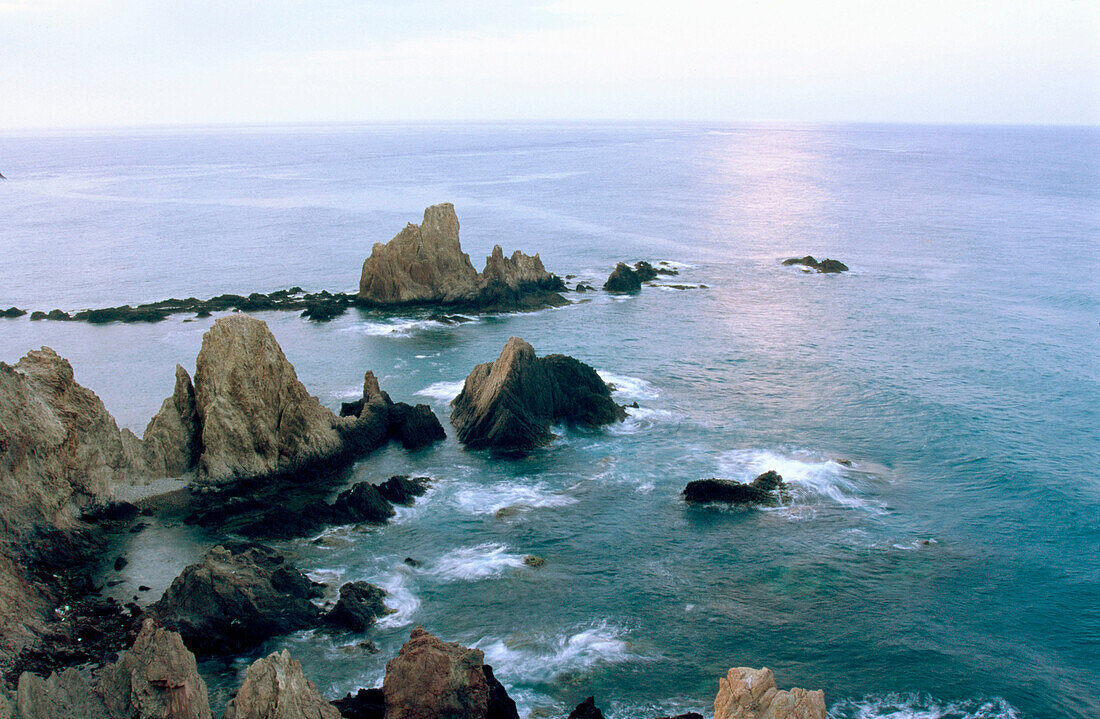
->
left=1, top=122, right=1097, bottom=718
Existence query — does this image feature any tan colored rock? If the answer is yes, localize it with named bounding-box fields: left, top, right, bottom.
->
left=357, top=204, right=565, bottom=311
left=13, top=668, right=109, bottom=719
left=223, top=650, right=339, bottom=719
left=97, top=618, right=212, bottom=719
left=382, top=627, right=492, bottom=719
left=142, top=365, right=200, bottom=478
left=193, top=315, right=343, bottom=486
left=713, top=667, right=825, bottom=719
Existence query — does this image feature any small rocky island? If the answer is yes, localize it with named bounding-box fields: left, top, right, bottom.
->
left=782, top=256, right=849, bottom=273
left=451, top=337, right=626, bottom=453
left=683, top=471, right=790, bottom=505
left=359, top=203, right=568, bottom=313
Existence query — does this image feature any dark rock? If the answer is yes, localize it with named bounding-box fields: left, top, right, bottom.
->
left=633, top=261, right=659, bottom=282
left=375, top=475, right=430, bottom=506
left=782, top=256, right=848, bottom=273
left=451, top=337, right=626, bottom=453
left=568, top=697, right=606, bottom=719
left=783, top=255, right=819, bottom=267
left=128, top=521, right=148, bottom=533
left=137, top=585, right=150, bottom=592
left=656, top=714, right=703, bottom=719
left=403, top=557, right=422, bottom=568
left=148, top=542, right=322, bottom=656
left=340, top=398, right=365, bottom=418
left=29, top=311, right=47, bottom=320
left=332, top=688, right=385, bottom=719
left=301, top=298, right=349, bottom=322
left=387, top=403, right=446, bottom=450
left=332, top=482, right=396, bottom=524
left=81, top=501, right=140, bottom=524
left=114, top=556, right=127, bottom=571
left=682, top=471, right=787, bottom=505
left=603, top=263, right=642, bottom=293
left=323, top=581, right=389, bottom=632
left=484, top=664, right=519, bottom=719
left=523, top=555, right=546, bottom=568
left=0, top=307, right=26, bottom=318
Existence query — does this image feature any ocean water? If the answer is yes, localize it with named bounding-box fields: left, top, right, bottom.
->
left=1, top=123, right=1097, bottom=718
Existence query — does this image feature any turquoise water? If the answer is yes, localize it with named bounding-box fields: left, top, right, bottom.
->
left=1, top=123, right=1097, bottom=718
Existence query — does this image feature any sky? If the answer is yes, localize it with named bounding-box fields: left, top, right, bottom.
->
left=1, top=0, right=1097, bottom=129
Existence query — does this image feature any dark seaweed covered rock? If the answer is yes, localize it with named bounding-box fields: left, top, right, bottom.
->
left=682, top=471, right=787, bottom=505
left=568, top=697, right=606, bottom=719
left=782, top=255, right=849, bottom=273
left=633, top=261, right=659, bottom=282
left=149, top=542, right=323, bottom=656
left=375, top=475, right=430, bottom=506
left=603, top=263, right=642, bottom=293
left=387, top=402, right=447, bottom=450
left=332, top=482, right=396, bottom=524
left=451, top=337, right=625, bottom=453
left=0, top=307, right=26, bottom=318
left=323, top=581, right=389, bottom=633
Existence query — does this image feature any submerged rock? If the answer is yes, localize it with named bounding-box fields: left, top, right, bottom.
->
left=357, top=203, right=566, bottom=313
left=603, top=263, right=642, bottom=293
left=682, top=471, right=787, bottom=505
left=323, top=581, right=390, bottom=633
left=97, top=618, right=212, bottom=719
left=713, top=667, right=825, bottom=719
left=149, top=543, right=322, bottom=656
left=450, top=337, right=625, bottom=453
left=225, top=649, right=340, bottom=719
left=382, top=626, right=518, bottom=719
left=782, top=256, right=849, bottom=273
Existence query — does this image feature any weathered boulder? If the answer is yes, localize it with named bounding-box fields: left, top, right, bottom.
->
left=683, top=471, right=787, bottom=505
left=323, top=582, right=390, bottom=633
left=713, top=667, right=825, bottom=719
left=451, top=338, right=625, bottom=453
left=358, top=204, right=566, bottom=312
left=149, top=543, right=322, bottom=656
left=225, top=650, right=340, bottom=719
left=374, top=476, right=430, bottom=506
left=382, top=627, right=518, bottom=719
left=603, top=263, right=642, bottom=293
left=331, top=483, right=396, bottom=525
left=781, top=256, right=848, bottom=274
left=193, top=315, right=345, bottom=486
left=141, top=365, right=200, bottom=478
left=568, top=697, right=605, bottom=719
left=12, top=668, right=109, bottom=719
left=97, top=618, right=212, bottom=719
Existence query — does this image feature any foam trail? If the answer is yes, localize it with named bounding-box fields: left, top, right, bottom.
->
left=451, top=481, right=578, bottom=515
left=474, top=622, right=633, bottom=684
left=372, top=571, right=420, bottom=628
left=718, top=448, right=881, bottom=513
left=415, top=380, right=466, bottom=403
left=829, top=694, right=1019, bottom=719
left=608, top=406, right=681, bottom=435
left=597, top=372, right=659, bottom=400
left=430, top=543, right=527, bottom=581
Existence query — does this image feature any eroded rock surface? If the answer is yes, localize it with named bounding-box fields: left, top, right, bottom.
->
left=358, top=204, right=566, bottom=313
left=142, top=365, right=200, bottom=478
left=12, top=669, right=109, bottom=719
left=451, top=338, right=625, bottom=453
left=713, top=667, right=825, bottom=719
left=224, top=650, right=340, bottom=719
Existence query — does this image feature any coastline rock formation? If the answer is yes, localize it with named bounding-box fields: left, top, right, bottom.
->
left=382, top=626, right=518, bottom=719
left=713, top=667, right=825, bottom=719
left=603, top=263, right=643, bottom=293
left=358, top=203, right=567, bottom=313
left=323, top=581, right=391, bottom=633
left=149, top=543, right=324, bottom=656
left=683, top=471, right=788, bottom=506
left=450, top=337, right=626, bottom=453
left=225, top=650, right=340, bottom=719
left=782, top=256, right=849, bottom=273
left=141, top=365, right=201, bottom=478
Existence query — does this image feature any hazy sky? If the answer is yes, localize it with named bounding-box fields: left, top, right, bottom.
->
left=2, top=0, right=1097, bottom=128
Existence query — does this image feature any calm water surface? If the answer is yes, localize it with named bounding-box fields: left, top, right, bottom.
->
left=1, top=123, right=1097, bottom=718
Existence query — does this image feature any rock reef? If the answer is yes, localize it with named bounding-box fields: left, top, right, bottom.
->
left=713, top=666, right=825, bottom=719
left=450, top=337, right=626, bottom=453
left=682, top=471, right=789, bottom=506
left=358, top=203, right=567, bottom=313
left=782, top=256, right=849, bottom=273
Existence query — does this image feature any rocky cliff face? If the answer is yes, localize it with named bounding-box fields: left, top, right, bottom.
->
left=358, top=204, right=566, bottom=312
left=451, top=337, right=625, bottom=453
left=225, top=650, right=340, bottom=719
left=142, top=365, right=200, bottom=478
left=713, top=667, right=825, bottom=719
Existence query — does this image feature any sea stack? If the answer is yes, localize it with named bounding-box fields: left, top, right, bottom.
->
left=450, top=337, right=626, bottom=453
left=357, top=203, right=567, bottom=312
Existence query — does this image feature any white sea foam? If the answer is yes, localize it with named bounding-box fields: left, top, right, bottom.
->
left=415, top=380, right=466, bottom=403
left=373, top=570, right=420, bottom=628
left=829, top=694, right=1019, bottom=719
left=474, top=622, right=633, bottom=684
left=430, top=543, right=527, bottom=581
left=607, top=406, right=681, bottom=435
left=717, top=448, right=883, bottom=513
left=597, top=372, right=659, bottom=400
left=342, top=317, right=470, bottom=337
left=451, top=481, right=578, bottom=515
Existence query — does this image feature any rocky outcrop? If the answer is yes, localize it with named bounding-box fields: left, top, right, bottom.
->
left=149, top=543, right=322, bottom=656
left=451, top=338, right=625, bottom=453
left=331, top=688, right=384, bottom=719
left=141, top=365, right=200, bottom=478
left=224, top=650, right=340, bottom=719
left=323, top=582, right=390, bottom=633
left=357, top=204, right=566, bottom=313
left=603, top=263, right=642, bottom=293
left=11, top=669, right=109, bottom=719
left=568, top=697, right=605, bottom=719
left=782, top=256, right=849, bottom=273
left=683, top=471, right=788, bottom=505
left=382, top=627, right=518, bottom=719
left=713, top=667, right=825, bottom=719
left=374, top=476, right=430, bottom=506
left=0, top=308, right=25, bottom=319
left=97, top=618, right=212, bottom=719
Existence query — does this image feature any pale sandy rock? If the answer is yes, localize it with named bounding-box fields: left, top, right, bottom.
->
left=142, top=365, right=200, bottom=478
left=193, top=315, right=343, bottom=486
left=713, top=667, right=825, bottom=719
left=224, top=650, right=339, bottom=719
left=97, top=618, right=212, bottom=719
left=13, top=668, right=109, bottom=719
